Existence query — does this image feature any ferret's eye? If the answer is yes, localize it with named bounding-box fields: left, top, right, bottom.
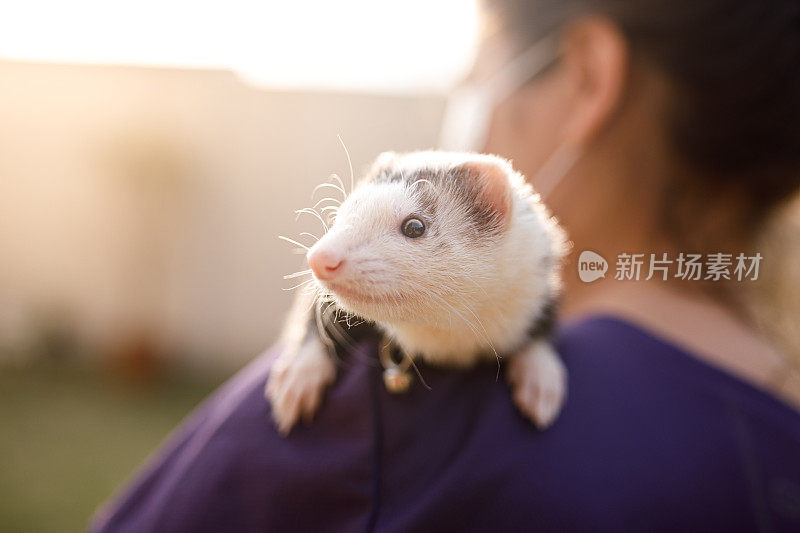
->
left=401, top=217, right=425, bottom=238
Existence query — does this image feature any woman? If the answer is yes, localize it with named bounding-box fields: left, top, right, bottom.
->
left=91, top=0, right=800, bottom=531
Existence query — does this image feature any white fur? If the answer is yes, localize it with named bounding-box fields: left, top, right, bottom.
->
left=313, top=152, right=566, bottom=366
left=507, top=339, right=567, bottom=428
left=267, top=151, right=569, bottom=433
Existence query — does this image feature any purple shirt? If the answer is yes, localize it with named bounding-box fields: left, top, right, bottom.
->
left=90, top=317, right=800, bottom=532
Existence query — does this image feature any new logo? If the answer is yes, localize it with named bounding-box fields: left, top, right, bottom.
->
left=578, top=250, right=607, bottom=283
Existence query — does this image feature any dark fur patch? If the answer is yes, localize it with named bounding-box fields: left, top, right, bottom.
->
left=370, top=162, right=507, bottom=238
left=314, top=297, right=381, bottom=360
left=527, top=297, right=557, bottom=339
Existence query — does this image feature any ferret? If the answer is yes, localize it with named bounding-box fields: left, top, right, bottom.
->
left=266, top=151, right=568, bottom=435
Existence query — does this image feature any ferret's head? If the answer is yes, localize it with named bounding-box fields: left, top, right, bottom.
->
left=306, top=151, right=551, bottom=326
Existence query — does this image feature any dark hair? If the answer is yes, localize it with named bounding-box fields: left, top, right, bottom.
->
left=484, top=0, right=800, bottom=244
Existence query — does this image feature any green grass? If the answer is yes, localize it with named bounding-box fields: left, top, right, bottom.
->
left=0, top=362, right=228, bottom=532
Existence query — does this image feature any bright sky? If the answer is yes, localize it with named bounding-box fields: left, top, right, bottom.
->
left=0, top=0, right=479, bottom=94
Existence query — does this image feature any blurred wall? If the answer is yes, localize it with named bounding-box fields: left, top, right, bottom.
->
left=0, top=60, right=445, bottom=370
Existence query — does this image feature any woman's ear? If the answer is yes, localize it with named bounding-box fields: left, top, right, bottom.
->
left=558, top=17, right=629, bottom=148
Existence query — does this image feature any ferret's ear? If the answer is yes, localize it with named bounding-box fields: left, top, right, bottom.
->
left=457, top=158, right=513, bottom=222
left=368, top=151, right=397, bottom=179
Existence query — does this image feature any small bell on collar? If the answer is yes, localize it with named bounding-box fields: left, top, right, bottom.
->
left=379, top=341, right=413, bottom=394
left=383, top=365, right=412, bottom=394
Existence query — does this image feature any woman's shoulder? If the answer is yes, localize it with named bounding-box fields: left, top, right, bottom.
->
left=90, top=344, right=380, bottom=532
left=557, top=315, right=800, bottom=436
left=537, top=315, right=800, bottom=529
left=92, top=317, right=800, bottom=532
left=369, top=315, right=800, bottom=531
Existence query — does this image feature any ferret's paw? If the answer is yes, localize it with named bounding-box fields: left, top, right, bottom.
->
left=265, top=339, right=336, bottom=436
left=507, top=340, right=567, bottom=430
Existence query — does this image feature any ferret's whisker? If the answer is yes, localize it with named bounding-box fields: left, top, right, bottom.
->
left=278, top=235, right=311, bottom=250
left=405, top=353, right=432, bottom=391
left=427, top=293, right=479, bottom=337
left=299, top=232, right=320, bottom=242
left=337, top=134, right=355, bottom=195
left=301, top=286, right=318, bottom=298
left=283, top=278, right=315, bottom=291
left=322, top=303, right=357, bottom=351
left=456, top=296, right=500, bottom=366
left=429, top=292, right=499, bottom=369
left=449, top=291, right=501, bottom=373
left=315, top=298, right=338, bottom=354
left=320, top=205, right=339, bottom=215
left=283, top=269, right=313, bottom=280
left=328, top=173, right=345, bottom=194
left=312, top=182, right=346, bottom=199
left=313, top=197, right=341, bottom=210
left=304, top=293, right=318, bottom=312
left=295, top=208, right=329, bottom=232
left=460, top=269, right=504, bottom=318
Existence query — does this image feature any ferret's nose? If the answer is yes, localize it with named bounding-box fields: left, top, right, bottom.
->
left=307, top=245, right=344, bottom=280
